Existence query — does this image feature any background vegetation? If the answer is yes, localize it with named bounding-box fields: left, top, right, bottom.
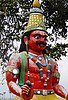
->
left=0, top=0, right=68, bottom=66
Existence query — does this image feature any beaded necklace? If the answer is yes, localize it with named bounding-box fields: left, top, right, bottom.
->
left=28, top=52, right=51, bottom=87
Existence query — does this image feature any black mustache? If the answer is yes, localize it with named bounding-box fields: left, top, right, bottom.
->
left=36, top=41, right=46, bottom=46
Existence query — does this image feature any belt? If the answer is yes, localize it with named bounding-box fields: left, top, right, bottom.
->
left=34, top=89, right=54, bottom=95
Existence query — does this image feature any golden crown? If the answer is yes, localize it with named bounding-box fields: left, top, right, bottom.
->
left=24, top=0, right=47, bottom=33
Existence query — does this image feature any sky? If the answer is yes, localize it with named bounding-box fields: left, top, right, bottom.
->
left=58, top=56, right=68, bottom=91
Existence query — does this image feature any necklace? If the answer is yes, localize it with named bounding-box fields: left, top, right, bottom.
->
left=28, top=52, right=51, bottom=87
left=28, top=52, right=48, bottom=66
left=29, top=52, right=43, bottom=60
left=37, top=57, right=48, bottom=67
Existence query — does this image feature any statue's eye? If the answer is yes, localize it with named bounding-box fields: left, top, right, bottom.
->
left=34, top=35, right=40, bottom=39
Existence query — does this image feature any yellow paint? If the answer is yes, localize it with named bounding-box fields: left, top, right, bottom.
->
left=14, top=94, right=66, bottom=100
left=33, top=0, right=41, bottom=7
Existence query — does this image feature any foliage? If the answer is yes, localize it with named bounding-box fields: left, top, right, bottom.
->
left=0, top=0, right=68, bottom=65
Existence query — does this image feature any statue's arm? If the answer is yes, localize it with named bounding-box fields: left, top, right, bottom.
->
left=52, top=61, right=68, bottom=100
left=6, top=53, right=34, bottom=99
left=6, top=53, right=22, bottom=96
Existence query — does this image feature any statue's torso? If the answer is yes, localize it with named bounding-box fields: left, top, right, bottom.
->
left=24, top=58, right=53, bottom=90
left=7, top=52, right=54, bottom=90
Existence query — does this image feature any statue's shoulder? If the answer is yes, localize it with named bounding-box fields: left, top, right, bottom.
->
left=9, top=52, right=20, bottom=60
left=10, top=51, right=27, bottom=59
left=7, top=52, right=21, bottom=69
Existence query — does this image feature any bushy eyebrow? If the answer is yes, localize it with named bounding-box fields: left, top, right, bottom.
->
left=34, top=34, right=47, bottom=37
left=34, top=34, right=41, bottom=36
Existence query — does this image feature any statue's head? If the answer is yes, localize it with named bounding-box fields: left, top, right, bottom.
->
left=19, top=0, right=47, bottom=53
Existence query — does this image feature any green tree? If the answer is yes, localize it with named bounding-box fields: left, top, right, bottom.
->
left=0, top=0, right=68, bottom=65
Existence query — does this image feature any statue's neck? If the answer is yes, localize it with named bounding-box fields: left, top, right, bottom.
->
left=28, top=49, right=42, bottom=55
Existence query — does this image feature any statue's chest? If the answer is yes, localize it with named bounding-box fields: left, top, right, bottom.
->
left=24, top=58, right=53, bottom=89
left=25, top=58, right=52, bottom=81
left=25, top=59, right=48, bottom=73
left=19, top=53, right=53, bottom=89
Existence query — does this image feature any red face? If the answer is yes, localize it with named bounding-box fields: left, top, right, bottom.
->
left=28, top=30, right=47, bottom=53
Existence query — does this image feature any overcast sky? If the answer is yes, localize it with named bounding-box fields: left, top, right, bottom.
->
left=58, top=56, right=68, bottom=91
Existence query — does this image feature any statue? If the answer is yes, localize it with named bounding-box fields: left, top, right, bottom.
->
left=6, top=0, right=68, bottom=100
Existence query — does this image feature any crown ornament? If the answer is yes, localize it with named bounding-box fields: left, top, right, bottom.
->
left=24, top=0, right=47, bottom=33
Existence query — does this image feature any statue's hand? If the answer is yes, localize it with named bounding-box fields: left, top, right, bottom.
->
left=21, top=81, right=34, bottom=100
left=21, top=84, right=31, bottom=96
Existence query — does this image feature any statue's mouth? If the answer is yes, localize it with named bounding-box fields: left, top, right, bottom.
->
left=36, top=41, right=46, bottom=46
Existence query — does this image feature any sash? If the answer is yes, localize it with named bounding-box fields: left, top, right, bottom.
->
left=18, top=52, right=26, bottom=86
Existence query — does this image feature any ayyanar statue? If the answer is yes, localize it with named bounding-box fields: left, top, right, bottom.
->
left=6, top=0, right=68, bottom=100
